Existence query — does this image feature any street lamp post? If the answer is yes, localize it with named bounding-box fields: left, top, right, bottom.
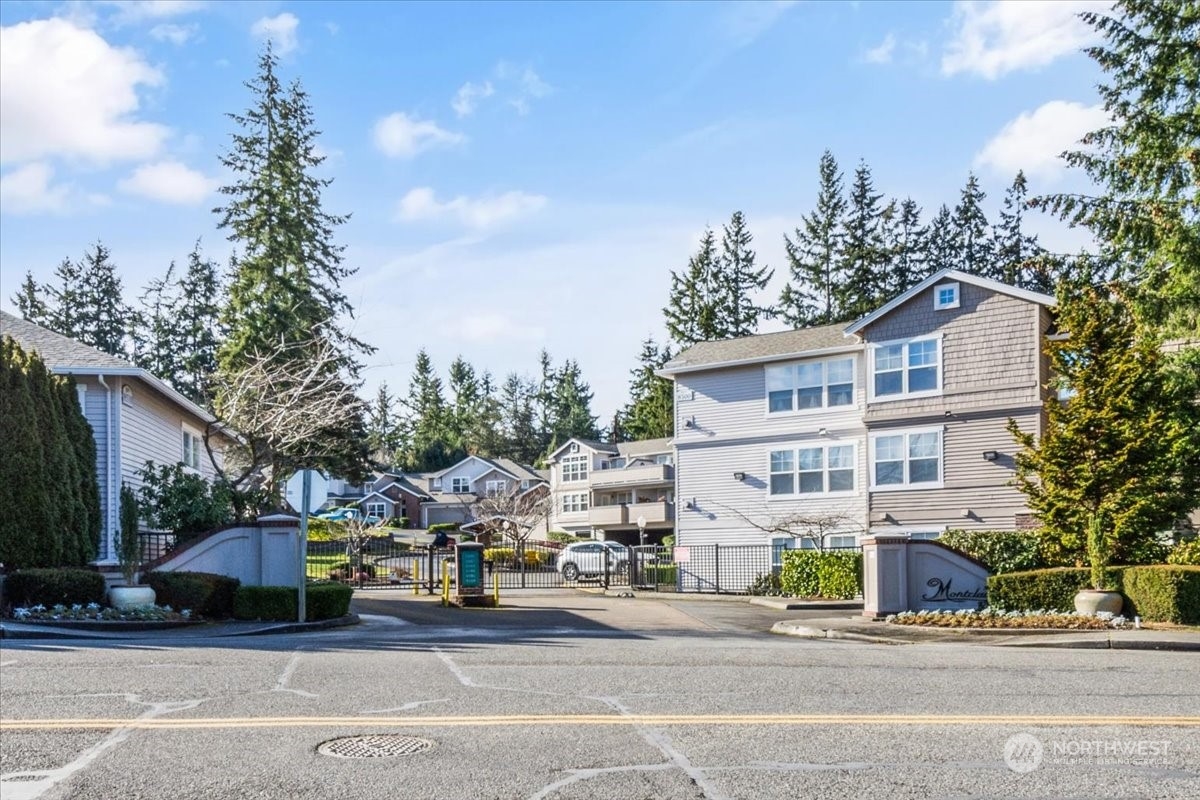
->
left=636, top=515, right=647, bottom=547
left=636, top=515, right=647, bottom=587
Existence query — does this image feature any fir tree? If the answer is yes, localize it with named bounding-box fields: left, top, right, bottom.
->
left=1009, top=282, right=1200, bottom=565
left=498, top=372, right=540, bottom=465
left=1036, top=0, right=1199, bottom=334
left=951, top=173, right=993, bottom=276
left=887, top=197, right=928, bottom=295
left=547, top=359, right=600, bottom=450
left=836, top=161, right=889, bottom=321
left=991, top=171, right=1049, bottom=290
left=621, top=337, right=674, bottom=441
left=448, top=356, right=482, bottom=454
left=471, top=371, right=506, bottom=459
left=401, top=349, right=457, bottom=471
left=214, top=45, right=370, bottom=490
left=366, top=382, right=402, bottom=468
left=779, top=150, right=847, bottom=327
left=75, top=242, right=132, bottom=357
left=924, top=204, right=957, bottom=274
left=715, top=210, right=773, bottom=337
left=664, top=228, right=721, bottom=347
left=135, top=261, right=182, bottom=381
left=534, top=349, right=557, bottom=457
left=175, top=242, right=224, bottom=407
left=12, top=272, right=48, bottom=326
left=45, top=255, right=85, bottom=341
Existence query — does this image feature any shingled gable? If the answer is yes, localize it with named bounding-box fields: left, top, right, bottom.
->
left=658, top=323, right=853, bottom=376
left=545, top=437, right=618, bottom=462
left=843, top=268, right=1056, bottom=336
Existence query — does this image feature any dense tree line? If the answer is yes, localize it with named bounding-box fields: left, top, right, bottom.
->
left=0, top=338, right=101, bottom=569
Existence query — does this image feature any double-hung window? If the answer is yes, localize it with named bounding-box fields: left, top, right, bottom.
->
left=182, top=427, right=201, bottom=470
left=871, top=337, right=940, bottom=399
left=561, top=455, right=588, bottom=482
left=562, top=493, right=589, bottom=513
left=769, top=444, right=855, bottom=496
left=485, top=479, right=508, bottom=495
left=451, top=477, right=470, bottom=493
left=871, top=428, right=943, bottom=489
left=766, top=357, right=856, bottom=414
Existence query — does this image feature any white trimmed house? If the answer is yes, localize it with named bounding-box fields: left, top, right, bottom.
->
left=0, top=311, right=233, bottom=565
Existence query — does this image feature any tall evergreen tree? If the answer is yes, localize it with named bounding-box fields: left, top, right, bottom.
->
left=471, top=371, right=506, bottom=458
left=951, top=173, right=993, bottom=276
left=779, top=150, right=846, bottom=328
left=214, top=45, right=370, bottom=490
left=135, top=261, right=182, bottom=381
left=0, top=338, right=51, bottom=568
left=924, top=204, right=957, bottom=273
left=991, top=171, right=1049, bottom=291
left=836, top=161, right=889, bottom=321
left=621, top=337, right=675, bottom=440
left=45, top=255, right=85, bottom=342
left=1036, top=0, right=1199, bottom=334
left=175, top=242, right=224, bottom=407
left=74, top=242, right=132, bottom=357
left=547, top=359, right=600, bottom=449
left=534, top=349, right=558, bottom=456
left=887, top=197, right=928, bottom=296
left=400, top=349, right=457, bottom=471
left=365, top=382, right=402, bottom=468
left=448, top=356, right=482, bottom=454
left=664, top=228, right=722, bottom=347
left=12, top=272, right=48, bottom=326
left=498, top=372, right=540, bottom=465
left=715, top=210, right=773, bottom=337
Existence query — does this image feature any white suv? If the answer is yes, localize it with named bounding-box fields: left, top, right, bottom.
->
left=556, top=541, right=629, bottom=581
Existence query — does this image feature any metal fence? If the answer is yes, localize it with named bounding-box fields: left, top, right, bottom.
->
left=138, top=532, right=178, bottom=565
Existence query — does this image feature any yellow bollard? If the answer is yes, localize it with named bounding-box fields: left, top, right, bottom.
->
left=442, top=560, right=450, bottom=606
left=412, top=559, right=420, bottom=596
left=493, top=572, right=500, bottom=607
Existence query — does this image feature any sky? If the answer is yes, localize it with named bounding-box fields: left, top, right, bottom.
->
left=0, top=0, right=1111, bottom=421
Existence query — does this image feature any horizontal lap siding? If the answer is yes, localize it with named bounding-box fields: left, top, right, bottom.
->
left=119, top=379, right=219, bottom=490
left=869, top=410, right=1038, bottom=530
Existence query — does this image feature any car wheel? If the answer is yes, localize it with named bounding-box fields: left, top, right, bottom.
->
left=562, top=563, right=580, bottom=581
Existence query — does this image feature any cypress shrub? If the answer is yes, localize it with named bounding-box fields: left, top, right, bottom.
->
left=938, top=529, right=1044, bottom=574
left=306, top=582, right=353, bottom=620
left=1121, top=566, right=1200, bottom=624
left=5, top=568, right=107, bottom=607
left=233, top=586, right=296, bottom=621
left=145, top=571, right=241, bottom=618
left=987, top=567, right=1126, bottom=612
left=780, top=551, right=862, bottom=599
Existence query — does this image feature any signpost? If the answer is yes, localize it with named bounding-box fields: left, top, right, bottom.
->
left=285, top=469, right=328, bottom=622
left=454, top=542, right=491, bottom=606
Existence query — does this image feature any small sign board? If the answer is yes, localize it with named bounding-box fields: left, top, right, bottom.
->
left=285, top=470, right=328, bottom=515
left=673, top=546, right=690, bottom=564
left=456, top=543, right=484, bottom=594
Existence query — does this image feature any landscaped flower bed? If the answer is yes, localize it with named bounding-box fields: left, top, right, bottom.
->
left=885, top=608, right=1130, bottom=630
left=10, top=603, right=192, bottom=622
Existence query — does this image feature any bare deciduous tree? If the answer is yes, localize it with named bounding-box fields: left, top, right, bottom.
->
left=469, top=485, right=553, bottom=547
left=702, top=498, right=864, bottom=550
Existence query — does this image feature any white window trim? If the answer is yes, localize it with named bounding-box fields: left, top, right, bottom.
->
left=764, top=356, right=859, bottom=418
left=366, top=502, right=387, bottom=517
left=868, top=426, right=945, bottom=491
left=485, top=479, right=508, bottom=495
left=766, top=442, right=858, bottom=501
left=181, top=424, right=202, bottom=473
left=934, top=282, right=960, bottom=310
left=561, top=492, right=589, bottom=513
left=450, top=476, right=471, bottom=494
left=561, top=454, right=589, bottom=483
left=867, top=334, right=944, bottom=402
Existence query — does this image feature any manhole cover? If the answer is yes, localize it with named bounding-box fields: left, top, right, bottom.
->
left=317, top=734, right=435, bottom=759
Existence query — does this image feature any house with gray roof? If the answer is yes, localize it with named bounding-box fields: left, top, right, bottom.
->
left=0, top=311, right=233, bottom=564
left=658, top=269, right=1059, bottom=558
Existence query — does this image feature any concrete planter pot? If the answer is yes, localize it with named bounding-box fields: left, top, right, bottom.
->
left=109, top=585, right=157, bottom=610
left=1074, top=589, right=1123, bottom=616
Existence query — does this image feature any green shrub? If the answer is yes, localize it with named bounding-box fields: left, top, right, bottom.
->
left=306, top=582, right=354, bottom=620
left=1121, top=566, right=1200, bottom=624
left=547, top=531, right=578, bottom=544
left=938, top=529, right=1044, bottom=574
left=780, top=551, right=862, bottom=599
left=304, top=517, right=344, bottom=542
left=987, top=567, right=1125, bottom=612
left=144, top=571, right=240, bottom=618
left=137, top=462, right=232, bottom=539
left=662, top=534, right=675, bottom=548
left=747, top=572, right=783, bottom=596
left=1167, top=539, right=1200, bottom=566
left=640, top=564, right=677, bottom=585
left=233, top=586, right=296, bottom=621
left=5, top=568, right=108, bottom=608
left=484, top=547, right=515, bottom=565
left=428, top=523, right=459, bottom=534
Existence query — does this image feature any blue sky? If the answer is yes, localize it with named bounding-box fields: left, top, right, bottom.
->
left=0, top=0, right=1110, bottom=419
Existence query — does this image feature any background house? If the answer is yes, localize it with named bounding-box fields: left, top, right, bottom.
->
left=0, top=311, right=232, bottom=564
left=545, top=437, right=676, bottom=545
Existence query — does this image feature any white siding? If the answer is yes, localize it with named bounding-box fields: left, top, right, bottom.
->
left=118, top=378, right=221, bottom=491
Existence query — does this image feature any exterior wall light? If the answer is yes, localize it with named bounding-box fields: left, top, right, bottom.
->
left=982, top=450, right=999, bottom=461
left=733, top=471, right=746, bottom=481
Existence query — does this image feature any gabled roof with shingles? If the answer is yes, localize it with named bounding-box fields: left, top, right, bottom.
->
left=659, top=324, right=853, bottom=376
left=1, top=311, right=135, bottom=369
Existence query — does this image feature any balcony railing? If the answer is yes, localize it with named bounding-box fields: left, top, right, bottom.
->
left=588, top=500, right=674, bottom=527
left=589, top=505, right=627, bottom=526
left=589, top=463, right=673, bottom=488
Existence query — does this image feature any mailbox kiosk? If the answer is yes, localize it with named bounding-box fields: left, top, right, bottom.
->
left=453, top=542, right=493, bottom=606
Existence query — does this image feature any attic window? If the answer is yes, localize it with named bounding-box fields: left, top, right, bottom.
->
left=569, top=443, right=579, bottom=453
left=934, top=282, right=960, bottom=310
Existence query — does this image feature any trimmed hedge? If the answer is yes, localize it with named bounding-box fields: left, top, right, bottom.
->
left=144, top=571, right=240, bottom=618
left=483, top=547, right=547, bottom=567
left=1121, top=566, right=1200, bottom=625
left=639, top=564, right=678, bottom=585
left=5, top=568, right=107, bottom=608
left=987, top=568, right=1124, bottom=613
left=233, top=583, right=355, bottom=622
left=780, top=551, right=862, bottom=600
left=938, top=529, right=1044, bottom=574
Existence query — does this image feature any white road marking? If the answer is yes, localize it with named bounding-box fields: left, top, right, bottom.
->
left=0, top=661, right=17, bottom=667
left=0, top=695, right=205, bottom=800
left=273, top=650, right=318, bottom=698
left=432, top=647, right=478, bottom=687
left=357, top=614, right=410, bottom=626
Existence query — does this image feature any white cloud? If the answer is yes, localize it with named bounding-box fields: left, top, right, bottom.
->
left=452, top=80, right=494, bottom=118
left=101, top=1, right=207, bottom=23
left=251, top=12, right=299, bottom=56
left=864, top=33, right=896, bottom=64
left=436, top=312, right=546, bottom=344
left=149, top=22, right=197, bottom=45
left=0, top=18, right=168, bottom=165
left=117, top=160, right=218, bottom=204
left=395, top=187, right=547, bottom=229
left=372, top=113, right=465, bottom=159
left=0, top=162, right=70, bottom=214
left=942, top=1, right=1108, bottom=79
left=975, top=100, right=1107, bottom=182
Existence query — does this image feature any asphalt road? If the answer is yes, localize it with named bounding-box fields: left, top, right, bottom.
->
left=2, top=591, right=1197, bottom=800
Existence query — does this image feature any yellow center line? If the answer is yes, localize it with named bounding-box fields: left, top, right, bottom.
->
left=2, top=714, right=1197, bottom=731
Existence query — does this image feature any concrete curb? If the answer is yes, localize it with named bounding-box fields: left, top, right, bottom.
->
left=0, top=614, right=360, bottom=640
left=749, top=597, right=863, bottom=611
left=770, top=621, right=913, bottom=645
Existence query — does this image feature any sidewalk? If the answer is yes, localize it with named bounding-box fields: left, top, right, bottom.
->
left=0, top=614, right=360, bottom=640
left=771, top=615, right=1200, bottom=651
